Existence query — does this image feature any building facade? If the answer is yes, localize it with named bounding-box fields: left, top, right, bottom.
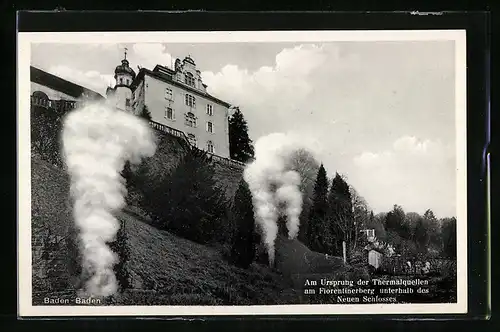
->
left=105, top=51, right=136, bottom=113
left=30, top=66, right=104, bottom=105
left=107, top=53, right=232, bottom=159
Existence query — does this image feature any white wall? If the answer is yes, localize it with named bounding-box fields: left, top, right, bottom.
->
left=31, top=82, right=78, bottom=101
left=114, top=86, right=133, bottom=113
left=143, top=74, right=230, bottom=158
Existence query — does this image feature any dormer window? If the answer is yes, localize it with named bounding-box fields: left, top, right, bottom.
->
left=185, top=72, right=195, bottom=87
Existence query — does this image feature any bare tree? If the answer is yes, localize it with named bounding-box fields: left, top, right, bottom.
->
left=287, top=148, right=320, bottom=242
left=287, top=148, right=320, bottom=194
left=349, top=185, right=372, bottom=250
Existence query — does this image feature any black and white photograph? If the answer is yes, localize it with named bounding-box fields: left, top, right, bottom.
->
left=18, top=30, right=467, bottom=316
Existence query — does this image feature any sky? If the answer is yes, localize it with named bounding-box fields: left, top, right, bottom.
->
left=31, top=40, right=458, bottom=218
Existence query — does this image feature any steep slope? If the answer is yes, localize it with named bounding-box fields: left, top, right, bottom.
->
left=31, top=156, right=298, bottom=305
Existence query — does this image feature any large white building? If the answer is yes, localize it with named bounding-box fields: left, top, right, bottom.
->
left=106, top=52, right=232, bottom=159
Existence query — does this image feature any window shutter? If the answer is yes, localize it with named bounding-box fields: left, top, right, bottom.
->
left=173, top=108, right=176, bottom=120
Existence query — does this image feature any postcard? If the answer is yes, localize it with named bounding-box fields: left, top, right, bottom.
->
left=18, top=29, right=467, bottom=316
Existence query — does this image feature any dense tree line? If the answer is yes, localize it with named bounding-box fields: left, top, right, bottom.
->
left=31, top=104, right=66, bottom=167
left=134, top=148, right=230, bottom=245
left=306, top=167, right=358, bottom=256
left=305, top=165, right=457, bottom=260
left=230, top=180, right=258, bottom=268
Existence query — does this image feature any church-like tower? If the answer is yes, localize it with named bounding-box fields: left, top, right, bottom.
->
left=106, top=48, right=136, bottom=113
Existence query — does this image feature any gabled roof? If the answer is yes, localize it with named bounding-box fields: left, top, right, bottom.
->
left=30, top=66, right=105, bottom=100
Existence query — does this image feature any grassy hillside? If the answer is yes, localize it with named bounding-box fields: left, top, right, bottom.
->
left=31, top=156, right=299, bottom=305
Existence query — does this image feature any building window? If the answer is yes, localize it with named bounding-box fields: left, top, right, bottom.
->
left=119, top=77, right=123, bottom=84
left=185, top=94, right=196, bottom=108
left=366, top=229, right=375, bottom=238
left=125, top=98, right=130, bottom=107
left=207, top=141, right=214, bottom=153
left=206, top=121, right=213, bottom=133
left=165, top=88, right=173, bottom=100
left=187, top=133, right=197, bottom=147
left=185, top=112, right=197, bottom=127
left=185, top=72, right=195, bottom=87
left=165, top=107, right=175, bottom=120
left=206, top=104, right=213, bottom=116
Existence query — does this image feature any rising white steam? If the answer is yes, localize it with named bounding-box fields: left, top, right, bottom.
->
left=244, top=133, right=312, bottom=267
left=62, top=101, right=156, bottom=297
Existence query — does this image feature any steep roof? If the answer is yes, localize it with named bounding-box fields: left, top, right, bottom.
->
left=30, top=66, right=105, bottom=100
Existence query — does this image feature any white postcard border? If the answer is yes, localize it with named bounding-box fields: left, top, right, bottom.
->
left=17, top=29, right=468, bottom=317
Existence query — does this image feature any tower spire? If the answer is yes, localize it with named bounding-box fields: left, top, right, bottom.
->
left=124, top=47, right=128, bottom=60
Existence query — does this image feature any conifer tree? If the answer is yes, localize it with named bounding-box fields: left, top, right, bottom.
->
left=442, top=217, right=457, bottom=258
left=228, top=107, right=255, bottom=162
left=327, top=173, right=354, bottom=255
left=138, top=105, right=152, bottom=121
left=414, top=216, right=429, bottom=253
left=423, top=209, right=441, bottom=248
left=385, top=204, right=406, bottom=234
left=108, top=220, right=131, bottom=291
left=307, top=164, right=330, bottom=253
left=230, top=180, right=257, bottom=268
left=141, top=148, right=228, bottom=244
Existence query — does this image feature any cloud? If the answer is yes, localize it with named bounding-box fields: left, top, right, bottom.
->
left=35, top=41, right=456, bottom=218
left=45, top=44, right=173, bottom=96
left=352, top=136, right=456, bottom=218
left=48, top=65, right=114, bottom=95
left=131, top=43, right=173, bottom=70
left=200, top=42, right=456, bottom=218
left=201, top=44, right=358, bottom=139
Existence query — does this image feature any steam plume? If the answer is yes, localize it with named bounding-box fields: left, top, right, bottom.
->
left=243, top=133, right=310, bottom=267
left=62, top=101, right=156, bottom=297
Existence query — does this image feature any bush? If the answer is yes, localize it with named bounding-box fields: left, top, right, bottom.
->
left=139, top=148, right=229, bottom=245
left=138, top=105, right=152, bottom=121
left=108, top=219, right=132, bottom=291
left=31, top=104, right=66, bottom=167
